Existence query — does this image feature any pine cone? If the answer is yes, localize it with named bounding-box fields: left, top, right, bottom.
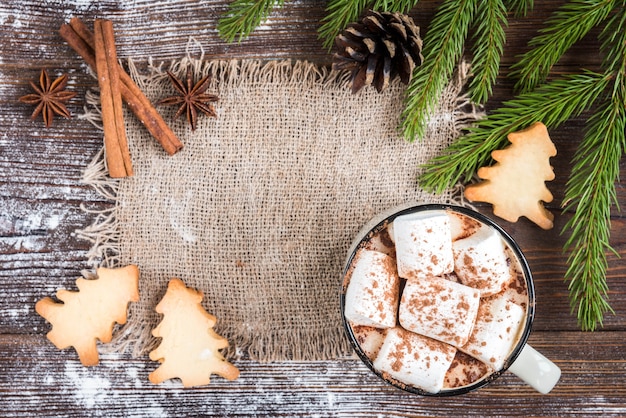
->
left=333, top=10, right=423, bottom=94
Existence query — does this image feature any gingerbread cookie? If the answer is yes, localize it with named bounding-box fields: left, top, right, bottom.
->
left=35, top=265, right=140, bottom=366
left=465, top=122, right=557, bottom=229
left=148, top=278, right=240, bottom=387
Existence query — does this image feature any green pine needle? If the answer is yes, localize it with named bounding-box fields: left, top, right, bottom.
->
left=509, top=0, right=617, bottom=93
left=600, top=2, right=626, bottom=76
left=562, top=91, right=624, bottom=330
left=318, top=0, right=419, bottom=50
left=218, top=0, right=286, bottom=43
left=371, top=0, right=418, bottom=12
left=418, top=70, right=611, bottom=194
left=504, top=0, right=534, bottom=17
left=468, top=0, right=507, bottom=104
left=561, top=4, right=626, bottom=331
left=318, top=0, right=372, bottom=50
left=401, top=0, right=476, bottom=142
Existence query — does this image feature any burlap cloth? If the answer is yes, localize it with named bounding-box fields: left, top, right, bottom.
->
left=79, top=58, right=480, bottom=361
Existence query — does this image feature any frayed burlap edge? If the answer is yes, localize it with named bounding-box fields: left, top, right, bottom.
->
left=76, top=58, right=483, bottom=361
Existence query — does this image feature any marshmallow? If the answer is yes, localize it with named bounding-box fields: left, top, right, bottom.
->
left=373, top=327, right=457, bottom=393
left=452, top=226, right=511, bottom=296
left=497, top=246, right=530, bottom=308
left=351, top=325, right=386, bottom=360
left=344, top=249, right=400, bottom=328
left=447, top=211, right=482, bottom=241
left=393, top=211, right=454, bottom=280
left=461, top=298, right=526, bottom=371
left=399, top=276, right=480, bottom=347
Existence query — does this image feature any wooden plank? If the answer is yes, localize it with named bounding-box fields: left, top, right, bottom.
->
left=0, top=333, right=624, bottom=416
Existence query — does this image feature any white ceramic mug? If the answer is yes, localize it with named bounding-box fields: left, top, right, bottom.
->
left=340, top=203, right=561, bottom=395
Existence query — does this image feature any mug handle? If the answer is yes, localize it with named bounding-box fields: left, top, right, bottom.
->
left=508, top=344, right=561, bottom=394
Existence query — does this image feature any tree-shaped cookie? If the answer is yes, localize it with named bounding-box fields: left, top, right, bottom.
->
left=148, top=278, right=240, bottom=387
left=464, top=122, right=557, bottom=229
left=35, top=265, right=140, bottom=366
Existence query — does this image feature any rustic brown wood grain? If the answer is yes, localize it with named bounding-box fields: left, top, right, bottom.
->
left=1, top=1, right=625, bottom=416
left=0, top=332, right=624, bottom=416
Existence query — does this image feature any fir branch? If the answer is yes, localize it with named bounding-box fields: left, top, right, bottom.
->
left=562, top=89, right=624, bottom=331
left=418, top=71, right=612, bottom=193
left=600, top=3, right=626, bottom=76
left=509, top=0, right=617, bottom=93
left=318, top=0, right=372, bottom=50
left=468, top=0, right=507, bottom=104
left=561, top=5, right=626, bottom=331
left=420, top=1, right=625, bottom=330
left=217, top=0, right=286, bottom=43
left=401, top=0, right=476, bottom=141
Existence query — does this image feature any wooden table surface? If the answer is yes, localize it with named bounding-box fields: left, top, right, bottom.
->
left=1, top=1, right=625, bottom=416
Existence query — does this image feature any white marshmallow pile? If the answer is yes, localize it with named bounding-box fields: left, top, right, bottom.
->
left=344, top=210, right=527, bottom=393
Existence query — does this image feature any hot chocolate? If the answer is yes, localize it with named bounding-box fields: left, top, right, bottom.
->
left=342, top=207, right=530, bottom=395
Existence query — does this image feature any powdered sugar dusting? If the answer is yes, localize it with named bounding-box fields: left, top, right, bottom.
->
left=61, top=359, right=171, bottom=416
left=0, top=0, right=132, bottom=30
left=64, top=362, right=112, bottom=409
left=2, top=303, right=30, bottom=319
left=0, top=202, right=72, bottom=252
left=7, top=338, right=352, bottom=416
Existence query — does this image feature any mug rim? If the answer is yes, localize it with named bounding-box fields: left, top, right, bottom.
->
left=340, top=203, right=536, bottom=396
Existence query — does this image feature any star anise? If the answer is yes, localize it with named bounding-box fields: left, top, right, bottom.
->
left=158, top=68, right=219, bottom=131
left=18, top=68, right=76, bottom=128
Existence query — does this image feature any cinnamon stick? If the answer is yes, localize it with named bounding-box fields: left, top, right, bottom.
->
left=94, top=19, right=133, bottom=178
left=59, top=18, right=183, bottom=156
